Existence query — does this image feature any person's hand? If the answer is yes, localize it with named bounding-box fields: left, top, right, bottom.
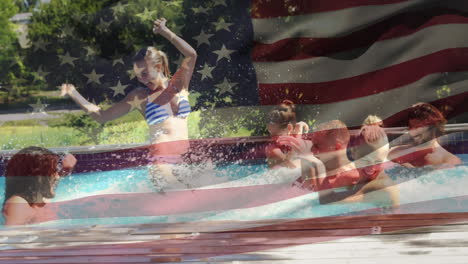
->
left=360, top=124, right=386, bottom=143
left=153, top=18, right=169, bottom=35
left=62, top=154, right=77, bottom=170
left=60, top=154, right=77, bottom=176
left=60, top=83, right=76, bottom=97
left=292, top=121, right=309, bottom=138
left=277, top=136, right=313, bottom=156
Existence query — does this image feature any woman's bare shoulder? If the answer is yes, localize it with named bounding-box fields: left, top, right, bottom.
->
left=5, top=195, right=29, bottom=204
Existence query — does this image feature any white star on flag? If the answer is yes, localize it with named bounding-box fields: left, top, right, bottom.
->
left=72, top=13, right=85, bottom=22
left=58, top=52, right=78, bottom=67
left=34, top=66, right=50, bottom=82
left=8, top=55, right=24, bottom=69
left=215, top=77, right=237, bottom=95
left=60, top=26, right=74, bottom=38
left=113, top=57, right=125, bottom=66
left=84, top=69, right=104, bottom=85
left=29, top=99, right=48, bottom=113
left=84, top=46, right=97, bottom=57
left=174, top=54, right=184, bottom=68
left=193, top=30, right=213, bottom=47
left=110, top=81, right=128, bottom=97
left=111, top=2, right=127, bottom=15
left=97, top=18, right=112, bottom=32
left=213, top=18, right=233, bottom=32
left=213, top=44, right=235, bottom=62
left=127, top=95, right=145, bottom=111
left=197, top=63, right=215, bottom=81
left=33, top=39, right=50, bottom=52
left=127, top=69, right=137, bottom=80
left=137, top=8, right=156, bottom=21
left=192, top=6, right=209, bottom=15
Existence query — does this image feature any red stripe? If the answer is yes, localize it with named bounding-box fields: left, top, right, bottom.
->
left=22, top=152, right=467, bottom=223
left=5, top=201, right=468, bottom=261
left=251, top=0, right=410, bottom=19
left=382, top=91, right=468, bottom=127
left=258, top=48, right=468, bottom=105
left=35, top=183, right=310, bottom=223
left=253, top=11, right=468, bottom=62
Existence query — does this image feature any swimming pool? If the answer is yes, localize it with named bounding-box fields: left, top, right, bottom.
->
left=0, top=154, right=466, bottom=228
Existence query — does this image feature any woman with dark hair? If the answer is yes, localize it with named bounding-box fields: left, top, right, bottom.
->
left=60, top=18, right=197, bottom=189
left=265, top=100, right=310, bottom=168
left=389, top=103, right=461, bottom=167
left=3, top=146, right=76, bottom=226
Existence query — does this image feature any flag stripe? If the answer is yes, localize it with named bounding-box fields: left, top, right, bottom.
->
left=26, top=144, right=468, bottom=223
left=5, top=211, right=468, bottom=262
left=251, top=0, right=466, bottom=42
left=377, top=91, right=468, bottom=127
left=253, top=11, right=468, bottom=62
left=254, top=24, right=468, bottom=85
left=297, top=89, right=468, bottom=128
left=257, top=49, right=468, bottom=105
left=251, top=0, right=411, bottom=19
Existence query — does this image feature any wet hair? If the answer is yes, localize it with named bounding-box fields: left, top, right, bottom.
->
left=268, top=100, right=297, bottom=129
left=4, top=146, right=60, bottom=206
left=408, top=103, right=446, bottom=137
left=314, top=120, right=350, bottom=146
left=132, top=46, right=171, bottom=78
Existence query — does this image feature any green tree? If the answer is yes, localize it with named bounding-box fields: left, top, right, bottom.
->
left=0, top=0, right=20, bottom=86
left=25, top=0, right=183, bottom=102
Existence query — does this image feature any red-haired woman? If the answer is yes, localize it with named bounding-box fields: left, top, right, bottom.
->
left=389, top=103, right=461, bottom=167
left=265, top=100, right=310, bottom=168
left=3, top=147, right=76, bottom=226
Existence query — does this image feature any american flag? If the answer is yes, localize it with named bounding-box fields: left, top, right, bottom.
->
left=251, top=0, right=468, bottom=127
left=3, top=0, right=468, bottom=261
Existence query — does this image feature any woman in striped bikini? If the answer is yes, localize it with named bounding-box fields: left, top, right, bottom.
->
left=60, top=18, right=197, bottom=189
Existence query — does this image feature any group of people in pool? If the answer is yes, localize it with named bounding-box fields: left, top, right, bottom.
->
left=2, top=19, right=463, bottom=225
left=265, top=100, right=461, bottom=206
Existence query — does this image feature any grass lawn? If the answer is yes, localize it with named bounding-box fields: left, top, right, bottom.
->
left=0, top=110, right=253, bottom=150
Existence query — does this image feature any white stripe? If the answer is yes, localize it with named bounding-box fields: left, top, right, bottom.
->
left=199, top=71, right=468, bottom=128
left=305, top=72, right=468, bottom=127
left=254, top=23, right=468, bottom=84
left=252, top=0, right=468, bottom=43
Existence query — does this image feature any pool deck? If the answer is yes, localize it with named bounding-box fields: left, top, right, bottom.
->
left=1, top=212, right=468, bottom=263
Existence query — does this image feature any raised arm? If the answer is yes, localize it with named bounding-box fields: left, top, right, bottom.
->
left=153, top=18, right=197, bottom=93
left=61, top=84, right=146, bottom=124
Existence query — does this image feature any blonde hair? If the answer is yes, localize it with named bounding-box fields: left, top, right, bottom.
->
left=133, top=47, right=171, bottom=78
left=363, top=115, right=383, bottom=126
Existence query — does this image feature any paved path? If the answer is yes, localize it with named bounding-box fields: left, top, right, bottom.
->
left=0, top=110, right=81, bottom=122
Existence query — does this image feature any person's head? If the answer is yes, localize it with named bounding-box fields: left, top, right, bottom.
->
left=363, top=115, right=383, bottom=127
left=407, top=103, right=446, bottom=145
left=311, top=120, right=350, bottom=161
left=132, top=46, right=171, bottom=90
left=266, top=100, right=297, bottom=136
left=5, top=147, right=62, bottom=205
left=351, top=124, right=390, bottom=175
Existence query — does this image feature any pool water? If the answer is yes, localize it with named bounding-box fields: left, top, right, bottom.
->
left=0, top=155, right=467, bottom=228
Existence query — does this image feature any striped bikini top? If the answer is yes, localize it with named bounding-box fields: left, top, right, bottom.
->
left=145, top=96, right=191, bottom=125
